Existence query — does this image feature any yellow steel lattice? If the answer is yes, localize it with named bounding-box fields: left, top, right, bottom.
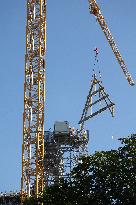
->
left=21, top=0, right=46, bottom=202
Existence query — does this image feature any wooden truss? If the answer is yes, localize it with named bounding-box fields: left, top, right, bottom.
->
left=79, top=74, right=115, bottom=130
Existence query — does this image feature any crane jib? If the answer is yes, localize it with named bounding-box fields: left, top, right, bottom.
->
left=88, top=0, right=135, bottom=86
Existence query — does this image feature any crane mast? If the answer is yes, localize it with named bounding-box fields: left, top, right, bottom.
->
left=21, top=0, right=46, bottom=202
left=88, top=0, right=135, bottom=86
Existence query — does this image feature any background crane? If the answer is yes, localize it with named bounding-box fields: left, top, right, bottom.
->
left=21, top=0, right=46, bottom=202
left=88, top=0, right=135, bottom=86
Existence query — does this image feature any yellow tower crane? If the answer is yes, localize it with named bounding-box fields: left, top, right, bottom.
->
left=88, top=0, right=135, bottom=86
left=21, top=0, right=134, bottom=203
left=21, top=0, right=46, bottom=202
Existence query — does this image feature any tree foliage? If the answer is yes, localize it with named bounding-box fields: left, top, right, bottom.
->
left=24, top=134, right=136, bottom=205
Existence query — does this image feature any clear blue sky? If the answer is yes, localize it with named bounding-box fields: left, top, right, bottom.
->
left=0, top=0, right=136, bottom=192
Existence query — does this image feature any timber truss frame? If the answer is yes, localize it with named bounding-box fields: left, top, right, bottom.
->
left=79, top=74, right=115, bottom=130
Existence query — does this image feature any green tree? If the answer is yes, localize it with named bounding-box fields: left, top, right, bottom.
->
left=71, top=134, right=136, bottom=204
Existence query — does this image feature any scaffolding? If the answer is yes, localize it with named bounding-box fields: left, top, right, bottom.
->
left=44, top=122, right=89, bottom=185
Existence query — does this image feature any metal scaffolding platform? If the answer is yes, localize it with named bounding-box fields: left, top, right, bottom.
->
left=44, top=121, right=89, bottom=186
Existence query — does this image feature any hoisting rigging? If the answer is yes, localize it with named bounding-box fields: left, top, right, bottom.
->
left=79, top=49, right=115, bottom=130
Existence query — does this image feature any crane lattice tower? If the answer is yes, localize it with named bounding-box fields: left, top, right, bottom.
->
left=21, top=0, right=46, bottom=201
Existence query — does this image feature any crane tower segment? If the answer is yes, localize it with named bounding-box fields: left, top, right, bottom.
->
left=88, top=0, right=135, bottom=86
left=21, top=0, right=46, bottom=201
